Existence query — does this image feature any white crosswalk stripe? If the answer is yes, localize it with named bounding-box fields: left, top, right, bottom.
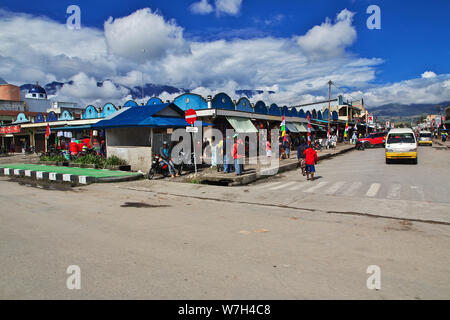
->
left=288, top=182, right=309, bottom=191
left=365, top=183, right=381, bottom=197
left=255, top=181, right=281, bottom=189
left=270, top=181, right=296, bottom=190
left=304, top=181, right=328, bottom=193
left=387, top=184, right=401, bottom=199
left=323, top=181, right=346, bottom=195
left=346, top=181, right=363, bottom=196
left=410, top=185, right=425, bottom=201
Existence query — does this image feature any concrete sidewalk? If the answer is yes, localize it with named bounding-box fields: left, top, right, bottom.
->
left=179, top=143, right=355, bottom=186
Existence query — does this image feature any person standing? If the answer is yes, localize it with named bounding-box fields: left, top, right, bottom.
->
left=303, top=144, right=318, bottom=181
left=233, top=134, right=243, bottom=176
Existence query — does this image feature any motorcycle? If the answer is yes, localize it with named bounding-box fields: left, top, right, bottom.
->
left=355, top=140, right=366, bottom=150
left=148, top=154, right=183, bottom=179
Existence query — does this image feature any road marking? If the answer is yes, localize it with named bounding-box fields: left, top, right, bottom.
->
left=288, top=182, right=308, bottom=191
left=324, top=181, right=346, bottom=195
left=255, top=181, right=281, bottom=189
left=366, top=183, right=381, bottom=197
left=270, top=181, right=297, bottom=190
left=410, top=185, right=425, bottom=201
left=79, top=176, right=87, bottom=184
left=387, top=184, right=401, bottom=199
left=304, top=181, right=328, bottom=193
left=346, top=181, right=363, bottom=196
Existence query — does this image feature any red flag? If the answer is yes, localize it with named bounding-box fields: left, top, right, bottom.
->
left=45, top=123, right=50, bottom=139
left=307, top=114, right=311, bottom=145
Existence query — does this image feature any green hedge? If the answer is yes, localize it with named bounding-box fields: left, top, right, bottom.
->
left=74, top=155, right=127, bottom=168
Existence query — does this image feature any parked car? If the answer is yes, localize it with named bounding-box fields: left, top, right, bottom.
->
left=418, top=131, right=432, bottom=146
left=385, top=128, right=418, bottom=164
left=357, top=132, right=387, bottom=148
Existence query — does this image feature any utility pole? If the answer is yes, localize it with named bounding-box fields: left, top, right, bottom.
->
left=141, top=48, right=145, bottom=103
left=327, top=80, right=332, bottom=143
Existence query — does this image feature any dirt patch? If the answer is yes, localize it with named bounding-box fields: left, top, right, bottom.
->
left=120, top=202, right=170, bottom=208
left=384, top=220, right=414, bottom=232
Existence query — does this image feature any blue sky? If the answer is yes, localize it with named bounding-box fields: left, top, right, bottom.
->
left=1, top=0, right=449, bottom=107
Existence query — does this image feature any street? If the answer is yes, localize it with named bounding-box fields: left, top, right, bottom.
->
left=0, top=146, right=449, bottom=299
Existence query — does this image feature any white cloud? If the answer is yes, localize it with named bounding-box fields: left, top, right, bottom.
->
left=58, top=73, right=129, bottom=106
left=421, top=71, right=437, bottom=79
left=215, top=0, right=243, bottom=16
left=349, top=74, right=450, bottom=106
left=296, top=9, right=356, bottom=57
left=104, top=8, right=189, bottom=62
left=190, top=0, right=242, bottom=16
left=1, top=7, right=448, bottom=110
left=190, top=0, right=214, bottom=15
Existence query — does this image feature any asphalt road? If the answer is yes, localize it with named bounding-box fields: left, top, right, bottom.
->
left=0, top=146, right=449, bottom=299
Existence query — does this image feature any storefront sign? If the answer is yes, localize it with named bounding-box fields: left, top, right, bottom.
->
left=0, top=125, right=20, bottom=134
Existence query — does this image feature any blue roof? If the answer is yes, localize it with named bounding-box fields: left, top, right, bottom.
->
left=29, top=84, right=46, bottom=94
left=92, top=103, right=191, bottom=129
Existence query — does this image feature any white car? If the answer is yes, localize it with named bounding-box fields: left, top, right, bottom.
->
left=385, top=128, right=418, bottom=164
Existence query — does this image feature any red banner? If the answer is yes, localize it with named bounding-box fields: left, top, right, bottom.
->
left=0, top=125, right=21, bottom=134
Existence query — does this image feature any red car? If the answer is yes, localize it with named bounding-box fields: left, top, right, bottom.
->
left=358, top=132, right=387, bottom=147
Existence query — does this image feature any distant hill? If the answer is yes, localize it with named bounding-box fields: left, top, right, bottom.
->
left=370, top=101, right=450, bottom=119
left=18, top=80, right=277, bottom=102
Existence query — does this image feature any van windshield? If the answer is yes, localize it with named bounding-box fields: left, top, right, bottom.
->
left=419, top=133, right=431, bottom=138
left=387, top=133, right=415, bottom=144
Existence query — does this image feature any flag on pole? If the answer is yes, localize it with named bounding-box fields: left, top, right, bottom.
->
left=45, top=123, right=50, bottom=139
left=281, top=115, right=286, bottom=137
left=307, top=114, right=311, bottom=145
left=344, top=121, right=348, bottom=138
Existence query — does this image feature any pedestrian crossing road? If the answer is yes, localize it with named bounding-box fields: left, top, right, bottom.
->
left=250, top=147, right=450, bottom=204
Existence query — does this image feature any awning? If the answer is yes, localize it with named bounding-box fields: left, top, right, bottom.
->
left=293, top=123, right=307, bottom=132
left=286, top=122, right=299, bottom=133
left=51, top=125, right=93, bottom=131
left=226, top=116, right=258, bottom=133
left=92, top=103, right=201, bottom=129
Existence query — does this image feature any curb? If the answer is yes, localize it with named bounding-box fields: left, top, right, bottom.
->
left=198, top=146, right=355, bottom=186
left=0, top=166, right=143, bottom=185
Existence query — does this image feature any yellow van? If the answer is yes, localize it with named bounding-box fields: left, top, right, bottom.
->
left=385, top=128, right=418, bottom=164
left=418, top=131, right=433, bottom=146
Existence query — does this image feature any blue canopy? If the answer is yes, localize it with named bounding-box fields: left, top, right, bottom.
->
left=92, top=103, right=209, bottom=129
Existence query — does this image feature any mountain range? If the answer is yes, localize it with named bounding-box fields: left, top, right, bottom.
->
left=19, top=81, right=274, bottom=102
left=19, top=81, right=449, bottom=118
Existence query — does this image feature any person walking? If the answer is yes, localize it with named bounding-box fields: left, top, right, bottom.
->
left=297, top=138, right=308, bottom=176
left=303, top=144, right=318, bottom=181
left=283, top=135, right=291, bottom=159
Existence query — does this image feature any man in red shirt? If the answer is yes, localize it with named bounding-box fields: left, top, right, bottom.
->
left=233, top=134, right=243, bottom=175
left=303, top=145, right=318, bottom=181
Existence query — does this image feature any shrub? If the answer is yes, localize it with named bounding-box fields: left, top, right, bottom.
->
left=74, top=154, right=104, bottom=166
left=40, top=155, right=66, bottom=162
left=104, top=156, right=127, bottom=166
